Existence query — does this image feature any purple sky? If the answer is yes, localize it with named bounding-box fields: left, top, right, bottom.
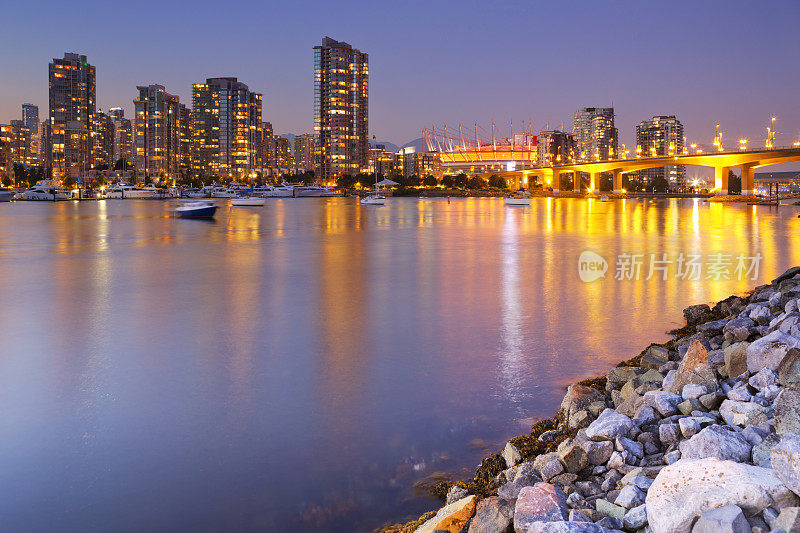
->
left=1, top=0, right=799, bottom=158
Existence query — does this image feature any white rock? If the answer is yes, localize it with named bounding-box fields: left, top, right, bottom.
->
left=719, top=399, right=770, bottom=427
left=681, top=383, right=707, bottom=400
left=746, top=330, right=800, bottom=373
left=771, top=432, right=800, bottom=497
left=645, top=458, right=798, bottom=533
left=679, top=425, right=751, bottom=462
left=584, top=409, right=634, bottom=441
left=503, top=442, right=522, bottom=468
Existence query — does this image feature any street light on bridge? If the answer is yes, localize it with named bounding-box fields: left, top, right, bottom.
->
left=739, top=138, right=748, bottom=151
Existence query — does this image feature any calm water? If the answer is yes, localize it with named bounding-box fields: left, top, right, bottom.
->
left=0, top=197, right=798, bottom=531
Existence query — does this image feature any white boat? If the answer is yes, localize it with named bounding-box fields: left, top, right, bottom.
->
left=253, top=185, right=294, bottom=198
left=360, top=194, right=386, bottom=205
left=211, top=186, right=237, bottom=198
left=21, top=180, right=72, bottom=201
left=141, top=186, right=171, bottom=199
left=0, top=187, right=13, bottom=202
left=600, top=196, right=609, bottom=202
left=503, top=190, right=532, bottom=206
left=361, top=174, right=390, bottom=205
left=293, top=186, right=328, bottom=197
left=175, top=200, right=217, bottom=218
left=230, top=196, right=266, bottom=206
left=105, top=185, right=156, bottom=199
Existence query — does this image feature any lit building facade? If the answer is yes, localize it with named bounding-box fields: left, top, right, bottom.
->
left=536, top=130, right=575, bottom=167
left=9, top=120, right=38, bottom=166
left=22, top=104, right=39, bottom=164
left=294, top=133, right=316, bottom=172
left=635, top=115, right=686, bottom=188
left=91, top=111, right=115, bottom=169
left=397, top=147, right=443, bottom=179
left=191, top=77, right=263, bottom=178
left=49, top=53, right=96, bottom=178
left=108, top=108, right=132, bottom=166
left=274, top=136, right=292, bottom=170
left=0, top=124, right=13, bottom=174
left=257, top=121, right=274, bottom=171
left=134, top=84, right=190, bottom=179
left=573, top=107, right=618, bottom=161
left=314, top=37, right=369, bottom=181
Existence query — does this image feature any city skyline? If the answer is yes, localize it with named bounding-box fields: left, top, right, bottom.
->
left=1, top=0, right=799, bottom=152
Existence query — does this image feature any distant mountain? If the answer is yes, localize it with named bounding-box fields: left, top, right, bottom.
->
left=401, top=137, right=428, bottom=152
left=375, top=141, right=400, bottom=153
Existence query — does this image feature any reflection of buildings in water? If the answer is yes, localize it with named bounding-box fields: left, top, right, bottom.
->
left=497, top=208, right=527, bottom=408
left=315, top=200, right=369, bottom=445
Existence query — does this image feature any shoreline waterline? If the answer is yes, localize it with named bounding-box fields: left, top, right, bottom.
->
left=382, top=266, right=800, bottom=532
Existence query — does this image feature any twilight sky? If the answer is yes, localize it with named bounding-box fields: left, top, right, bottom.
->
left=1, top=0, right=799, bottom=153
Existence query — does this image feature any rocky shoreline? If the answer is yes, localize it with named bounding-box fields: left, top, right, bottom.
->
left=380, top=266, right=800, bottom=533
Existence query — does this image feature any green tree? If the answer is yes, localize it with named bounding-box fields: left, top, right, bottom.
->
left=441, top=175, right=455, bottom=188
left=1, top=175, right=12, bottom=187
left=423, top=175, right=438, bottom=187
left=467, top=176, right=487, bottom=189
left=488, top=175, right=507, bottom=189
left=62, top=176, right=76, bottom=189
left=454, top=173, right=468, bottom=188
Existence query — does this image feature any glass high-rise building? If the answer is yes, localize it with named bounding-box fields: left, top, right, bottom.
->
left=49, top=53, right=96, bottom=178
left=21, top=104, right=39, bottom=164
left=191, top=77, right=262, bottom=178
left=133, top=85, right=190, bottom=179
left=573, top=107, right=618, bottom=162
left=635, top=115, right=685, bottom=189
left=314, top=37, right=368, bottom=182
left=294, top=133, right=316, bottom=172
left=108, top=108, right=132, bottom=167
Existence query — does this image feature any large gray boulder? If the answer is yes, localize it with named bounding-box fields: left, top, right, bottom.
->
left=646, top=458, right=799, bottom=533
left=775, top=389, right=800, bottom=435
left=778, top=348, right=800, bottom=388
left=724, top=342, right=750, bottom=378
left=771, top=433, right=800, bottom=497
left=560, top=384, right=607, bottom=430
left=678, top=425, right=752, bottom=462
left=643, top=390, right=683, bottom=416
left=723, top=317, right=755, bottom=343
left=467, top=496, right=513, bottom=533
left=746, top=330, right=800, bottom=373
left=690, top=504, right=749, bottom=533
left=718, top=399, right=770, bottom=427
left=584, top=409, right=634, bottom=441
left=513, top=483, right=568, bottom=532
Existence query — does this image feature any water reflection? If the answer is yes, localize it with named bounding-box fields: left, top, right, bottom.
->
left=0, top=197, right=799, bottom=531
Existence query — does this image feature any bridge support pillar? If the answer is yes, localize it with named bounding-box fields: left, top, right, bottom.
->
left=612, top=169, right=624, bottom=194
left=573, top=171, right=581, bottom=192
left=714, top=166, right=729, bottom=195
left=550, top=170, right=559, bottom=193
left=589, top=172, right=599, bottom=193
left=740, top=164, right=755, bottom=196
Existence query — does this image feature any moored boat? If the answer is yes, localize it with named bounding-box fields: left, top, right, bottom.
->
left=175, top=200, right=217, bottom=218
left=21, top=180, right=72, bottom=201
left=230, top=196, right=266, bottom=206
left=503, top=190, right=532, bottom=206
left=0, top=187, right=13, bottom=202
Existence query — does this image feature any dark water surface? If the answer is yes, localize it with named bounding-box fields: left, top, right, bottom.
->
left=0, top=197, right=797, bottom=531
